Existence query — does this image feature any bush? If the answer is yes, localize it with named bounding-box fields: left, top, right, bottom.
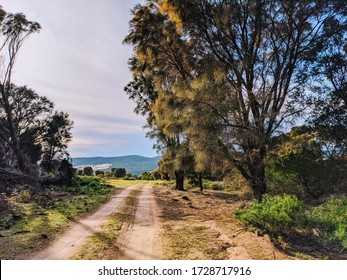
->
left=235, top=194, right=305, bottom=236
left=140, top=171, right=151, bottom=180
left=83, top=166, right=94, bottom=176
left=308, top=198, right=347, bottom=248
left=67, top=177, right=112, bottom=196
left=123, top=175, right=135, bottom=180
left=202, top=181, right=223, bottom=190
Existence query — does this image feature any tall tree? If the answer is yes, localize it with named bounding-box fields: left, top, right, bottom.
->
left=124, top=2, right=193, bottom=190
left=0, top=9, right=41, bottom=172
left=125, top=0, right=345, bottom=201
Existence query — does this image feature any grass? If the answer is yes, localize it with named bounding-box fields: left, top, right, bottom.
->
left=235, top=194, right=347, bottom=257
left=106, top=179, right=149, bottom=188
left=0, top=176, right=135, bottom=259
left=164, top=225, right=229, bottom=260
left=308, top=197, right=347, bottom=249
left=71, top=188, right=141, bottom=260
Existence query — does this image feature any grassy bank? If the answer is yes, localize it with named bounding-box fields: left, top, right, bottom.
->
left=0, top=177, right=131, bottom=259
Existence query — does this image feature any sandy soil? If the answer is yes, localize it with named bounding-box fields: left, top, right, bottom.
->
left=29, top=184, right=139, bottom=260
left=116, top=184, right=162, bottom=260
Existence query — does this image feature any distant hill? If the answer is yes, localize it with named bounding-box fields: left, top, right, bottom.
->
left=72, top=155, right=161, bottom=175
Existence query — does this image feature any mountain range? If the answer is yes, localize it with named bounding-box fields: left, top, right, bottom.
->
left=71, top=155, right=161, bottom=175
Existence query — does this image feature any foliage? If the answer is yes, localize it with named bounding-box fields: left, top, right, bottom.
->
left=140, top=171, right=151, bottom=180
left=0, top=7, right=73, bottom=181
left=223, top=170, right=250, bottom=192
left=95, top=170, right=104, bottom=176
left=0, top=8, right=41, bottom=172
left=309, top=198, right=347, bottom=248
left=307, top=10, right=347, bottom=158
left=83, top=166, right=93, bottom=176
left=67, top=177, right=113, bottom=196
left=125, top=0, right=346, bottom=200
left=267, top=126, right=347, bottom=198
left=202, top=181, right=224, bottom=191
left=236, top=193, right=347, bottom=249
left=123, top=175, right=136, bottom=180
left=111, top=167, right=126, bottom=178
left=235, top=194, right=305, bottom=236
left=0, top=177, right=118, bottom=259
left=40, top=111, right=73, bottom=173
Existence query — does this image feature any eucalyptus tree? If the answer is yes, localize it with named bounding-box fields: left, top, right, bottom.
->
left=0, top=8, right=41, bottom=172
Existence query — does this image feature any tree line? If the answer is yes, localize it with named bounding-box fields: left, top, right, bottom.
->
left=79, top=166, right=162, bottom=181
left=124, top=0, right=346, bottom=201
left=0, top=7, right=73, bottom=189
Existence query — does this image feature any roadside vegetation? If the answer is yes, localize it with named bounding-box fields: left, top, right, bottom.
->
left=0, top=177, right=123, bottom=259
left=1, top=1, right=346, bottom=260
left=235, top=195, right=347, bottom=256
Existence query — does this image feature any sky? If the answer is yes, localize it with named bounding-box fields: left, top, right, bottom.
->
left=0, top=0, right=158, bottom=158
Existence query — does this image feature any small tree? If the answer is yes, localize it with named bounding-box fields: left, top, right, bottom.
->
left=83, top=166, right=93, bottom=176
left=111, top=168, right=126, bottom=178
left=40, top=111, right=73, bottom=173
left=95, top=170, right=104, bottom=176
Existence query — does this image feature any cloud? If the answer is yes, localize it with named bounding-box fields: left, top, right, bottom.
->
left=1, top=0, right=153, bottom=157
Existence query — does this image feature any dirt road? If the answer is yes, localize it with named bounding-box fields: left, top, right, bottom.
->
left=29, top=184, right=140, bottom=260
left=26, top=182, right=292, bottom=260
left=117, top=184, right=162, bottom=259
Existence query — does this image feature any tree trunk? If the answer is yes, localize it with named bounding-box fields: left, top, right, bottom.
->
left=197, top=173, right=203, bottom=192
left=175, top=170, right=185, bottom=191
left=251, top=178, right=267, bottom=202
left=0, top=86, right=26, bottom=172
left=250, top=165, right=267, bottom=202
left=1, top=92, right=25, bottom=172
left=247, top=154, right=267, bottom=202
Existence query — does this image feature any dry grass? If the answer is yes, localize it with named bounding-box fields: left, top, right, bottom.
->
left=154, top=185, right=293, bottom=260
left=106, top=179, right=148, bottom=188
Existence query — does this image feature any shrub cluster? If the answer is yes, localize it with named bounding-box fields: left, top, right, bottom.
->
left=309, top=198, right=347, bottom=248
left=236, top=194, right=347, bottom=249
left=202, top=181, right=223, bottom=190
left=67, top=177, right=112, bottom=196
left=235, top=194, right=305, bottom=236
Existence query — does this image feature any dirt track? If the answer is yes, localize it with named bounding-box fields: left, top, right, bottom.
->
left=27, top=182, right=305, bottom=260
left=29, top=185, right=140, bottom=260
left=116, top=184, right=162, bottom=259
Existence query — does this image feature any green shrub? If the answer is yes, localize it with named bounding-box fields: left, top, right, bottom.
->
left=235, top=194, right=305, bottom=236
left=67, top=177, right=112, bottom=196
left=309, top=198, right=347, bottom=248
left=123, top=175, right=135, bottom=180
left=202, top=181, right=223, bottom=190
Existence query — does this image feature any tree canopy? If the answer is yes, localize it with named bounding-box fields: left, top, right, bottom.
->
left=125, top=0, right=346, bottom=201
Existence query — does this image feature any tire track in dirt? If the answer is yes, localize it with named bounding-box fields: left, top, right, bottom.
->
left=116, top=184, right=162, bottom=260
left=29, top=184, right=140, bottom=260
